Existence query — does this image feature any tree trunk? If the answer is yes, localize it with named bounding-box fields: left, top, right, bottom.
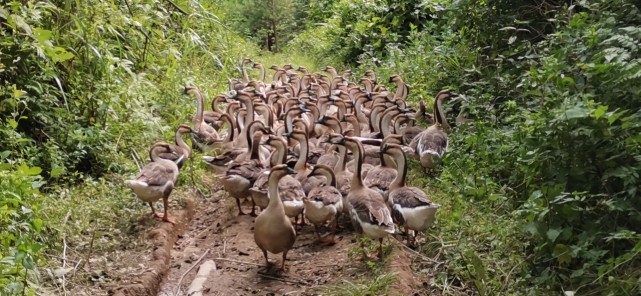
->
left=272, top=20, right=278, bottom=52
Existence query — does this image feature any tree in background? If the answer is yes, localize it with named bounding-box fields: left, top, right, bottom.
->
left=221, top=0, right=302, bottom=52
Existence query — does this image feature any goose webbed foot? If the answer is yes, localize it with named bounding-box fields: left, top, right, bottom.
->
left=160, top=197, right=176, bottom=225
left=249, top=199, right=258, bottom=217
left=236, top=198, right=246, bottom=215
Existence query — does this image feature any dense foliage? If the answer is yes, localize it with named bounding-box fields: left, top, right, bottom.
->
left=2, top=0, right=640, bottom=294
left=0, top=0, right=254, bottom=293
left=219, top=0, right=307, bottom=52
left=286, top=0, right=641, bottom=294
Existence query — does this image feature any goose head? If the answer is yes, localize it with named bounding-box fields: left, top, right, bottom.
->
left=269, top=164, right=297, bottom=179
left=388, top=74, right=403, bottom=83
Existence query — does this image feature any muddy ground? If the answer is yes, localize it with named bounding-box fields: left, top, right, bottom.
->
left=57, top=176, right=438, bottom=296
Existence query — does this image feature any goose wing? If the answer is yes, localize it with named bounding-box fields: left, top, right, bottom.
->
left=279, top=176, right=305, bottom=202
left=309, top=186, right=342, bottom=205
left=136, top=162, right=176, bottom=185
left=226, top=160, right=263, bottom=183
left=391, top=187, right=433, bottom=208
left=410, top=128, right=448, bottom=156
left=364, top=166, right=396, bottom=191
left=351, top=192, right=394, bottom=227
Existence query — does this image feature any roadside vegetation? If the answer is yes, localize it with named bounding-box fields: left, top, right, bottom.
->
left=1, top=0, right=640, bottom=295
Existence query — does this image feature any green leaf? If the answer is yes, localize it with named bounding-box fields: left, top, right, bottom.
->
left=18, top=164, right=42, bottom=176
left=50, top=167, right=65, bottom=178
left=547, top=229, right=561, bottom=242
left=32, top=218, right=43, bottom=232
left=7, top=118, right=18, bottom=129
left=13, top=89, right=26, bottom=99
left=553, top=244, right=572, bottom=266
left=565, top=105, right=589, bottom=119
left=593, top=105, right=608, bottom=119
left=33, top=28, right=53, bottom=43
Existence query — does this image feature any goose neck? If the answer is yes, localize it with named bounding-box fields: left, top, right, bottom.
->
left=294, top=135, right=309, bottom=171
left=346, top=140, right=364, bottom=189
left=175, top=128, right=190, bottom=158
left=389, top=150, right=407, bottom=189
left=318, top=168, right=337, bottom=187
left=267, top=173, right=286, bottom=211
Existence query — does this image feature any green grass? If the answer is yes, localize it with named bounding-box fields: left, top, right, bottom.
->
left=405, top=158, right=541, bottom=295
left=320, top=272, right=396, bottom=296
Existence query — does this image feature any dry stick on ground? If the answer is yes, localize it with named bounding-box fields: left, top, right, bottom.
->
left=255, top=272, right=308, bottom=285
left=61, top=210, right=71, bottom=295
left=393, top=237, right=439, bottom=264
left=174, top=249, right=211, bottom=296
left=214, top=257, right=263, bottom=267
left=62, top=237, right=68, bottom=295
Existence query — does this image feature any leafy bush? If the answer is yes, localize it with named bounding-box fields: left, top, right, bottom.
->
left=291, top=0, right=641, bottom=293
left=0, top=164, right=46, bottom=295
left=1, top=0, right=259, bottom=292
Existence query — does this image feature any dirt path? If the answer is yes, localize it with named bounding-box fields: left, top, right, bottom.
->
left=113, top=177, right=434, bottom=296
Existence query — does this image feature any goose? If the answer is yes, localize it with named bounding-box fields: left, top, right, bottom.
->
left=252, top=62, right=267, bottom=82
left=389, top=74, right=409, bottom=101
left=125, top=143, right=182, bottom=224
left=232, top=120, right=272, bottom=164
left=185, top=86, right=219, bottom=152
left=383, top=143, right=440, bottom=246
left=220, top=132, right=266, bottom=216
left=154, top=124, right=194, bottom=170
left=363, top=70, right=377, bottom=84
left=254, top=164, right=297, bottom=271
left=327, top=134, right=394, bottom=259
left=363, top=136, right=403, bottom=199
left=285, top=129, right=325, bottom=195
left=304, top=165, right=343, bottom=245
left=409, top=90, right=458, bottom=169
left=322, top=66, right=339, bottom=78
left=240, top=58, right=253, bottom=84
left=249, top=136, right=305, bottom=222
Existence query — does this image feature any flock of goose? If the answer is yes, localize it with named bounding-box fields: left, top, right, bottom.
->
left=125, top=59, right=468, bottom=271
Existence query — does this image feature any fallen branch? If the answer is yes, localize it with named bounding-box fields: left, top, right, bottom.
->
left=256, top=272, right=307, bottom=285
left=393, top=237, right=439, bottom=263
left=174, top=249, right=210, bottom=296
left=214, top=257, right=263, bottom=267
left=187, top=260, right=217, bottom=296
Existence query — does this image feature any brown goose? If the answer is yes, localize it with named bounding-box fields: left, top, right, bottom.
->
left=125, top=143, right=182, bottom=224
left=409, top=90, right=458, bottom=169
left=383, top=143, right=440, bottom=246
left=249, top=136, right=305, bottom=222
left=185, top=86, right=219, bottom=152
left=304, top=165, right=343, bottom=244
left=220, top=132, right=266, bottom=216
left=286, top=129, right=325, bottom=195
left=154, top=124, right=194, bottom=170
left=389, top=74, right=409, bottom=101
left=327, top=134, right=394, bottom=259
left=254, top=164, right=297, bottom=271
left=363, top=136, right=404, bottom=199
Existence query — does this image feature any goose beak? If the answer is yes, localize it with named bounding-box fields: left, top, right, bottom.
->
left=449, top=92, right=460, bottom=98
left=285, top=166, right=296, bottom=175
